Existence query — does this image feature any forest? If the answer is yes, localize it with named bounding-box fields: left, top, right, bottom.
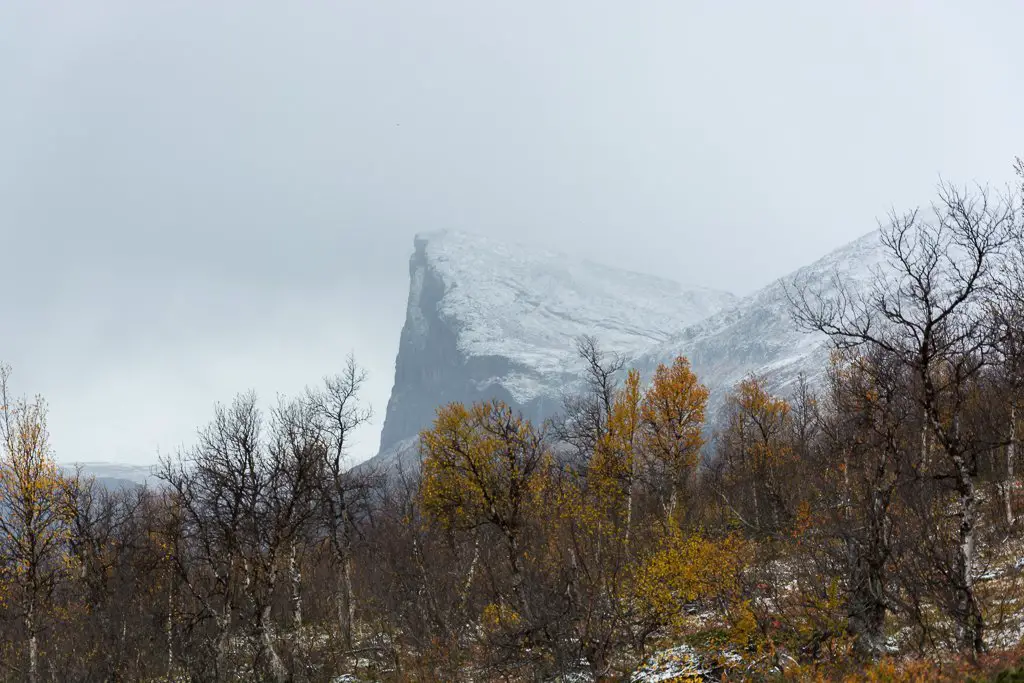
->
left=3, top=165, right=1024, bottom=681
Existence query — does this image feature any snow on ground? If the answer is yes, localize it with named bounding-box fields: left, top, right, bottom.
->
left=630, top=645, right=712, bottom=682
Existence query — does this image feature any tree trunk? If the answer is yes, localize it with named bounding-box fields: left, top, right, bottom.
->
left=953, top=457, right=985, bottom=653
left=849, top=479, right=890, bottom=657
left=921, top=363, right=984, bottom=653
left=751, top=473, right=761, bottom=533
left=841, top=446, right=865, bottom=649
left=625, top=486, right=633, bottom=543
left=215, top=603, right=233, bottom=681
left=505, top=529, right=533, bottom=624
left=166, top=578, right=175, bottom=677
left=259, top=604, right=288, bottom=683
left=583, top=641, right=611, bottom=681
left=768, top=464, right=781, bottom=533
left=248, top=559, right=287, bottom=683
left=920, top=408, right=930, bottom=475
left=335, top=544, right=353, bottom=649
left=343, top=553, right=355, bottom=645
left=1005, top=402, right=1016, bottom=527
left=410, top=532, right=438, bottom=634
left=666, top=486, right=678, bottom=526
left=848, top=556, right=888, bottom=658
left=458, top=532, right=481, bottom=618
left=26, top=601, right=38, bottom=683
left=625, top=460, right=635, bottom=544
left=290, top=541, right=303, bottom=630
left=335, top=501, right=356, bottom=649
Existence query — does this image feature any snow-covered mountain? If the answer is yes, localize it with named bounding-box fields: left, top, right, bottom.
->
left=60, top=461, right=157, bottom=489
left=375, top=231, right=737, bottom=463
left=370, top=228, right=886, bottom=469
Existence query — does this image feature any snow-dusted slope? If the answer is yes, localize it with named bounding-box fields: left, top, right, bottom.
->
left=375, top=231, right=737, bottom=459
left=630, top=229, right=888, bottom=419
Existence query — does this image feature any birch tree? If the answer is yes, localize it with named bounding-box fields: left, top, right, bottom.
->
left=305, top=356, right=378, bottom=651
left=0, top=365, right=74, bottom=683
left=790, top=180, right=1022, bottom=653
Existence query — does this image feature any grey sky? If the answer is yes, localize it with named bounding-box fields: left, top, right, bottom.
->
left=2, top=1, right=1022, bottom=465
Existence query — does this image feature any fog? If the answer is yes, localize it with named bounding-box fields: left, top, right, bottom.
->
left=2, top=1, right=1022, bottom=464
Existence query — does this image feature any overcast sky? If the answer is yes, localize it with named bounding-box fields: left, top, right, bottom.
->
left=2, top=1, right=1022, bottom=466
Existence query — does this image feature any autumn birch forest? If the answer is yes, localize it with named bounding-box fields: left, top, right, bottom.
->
left=5, top=163, right=1024, bottom=681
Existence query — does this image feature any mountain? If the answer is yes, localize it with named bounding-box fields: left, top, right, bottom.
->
left=370, top=229, right=886, bottom=470
left=61, top=461, right=157, bottom=490
left=374, top=230, right=737, bottom=465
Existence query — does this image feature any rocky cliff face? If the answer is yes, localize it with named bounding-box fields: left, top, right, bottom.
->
left=376, top=233, right=536, bottom=458
left=374, top=231, right=737, bottom=465
left=372, top=228, right=885, bottom=469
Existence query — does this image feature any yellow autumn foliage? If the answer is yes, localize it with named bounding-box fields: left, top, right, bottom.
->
left=0, top=392, right=75, bottom=579
left=635, top=527, right=747, bottom=636
left=590, top=369, right=642, bottom=515
left=640, top=357, right=709, bottom=476
left=481, top=602, right=522, bottom=633
left=419, top=399, right=550, bottom=532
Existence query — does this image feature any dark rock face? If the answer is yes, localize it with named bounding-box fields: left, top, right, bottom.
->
left=378, top=237, right=551, bottom=456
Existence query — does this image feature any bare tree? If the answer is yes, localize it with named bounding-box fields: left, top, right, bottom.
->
left=790, top=180, right=1022, bottom=653
left=305, top=355, right=378, bottom=651
left=158, top=391, right=323, bottom=681
left=64, top=471, right=149, bottom=677
left=817, top=349, right=911, bottom=656
left=554, top=335, right=625, bottom=465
